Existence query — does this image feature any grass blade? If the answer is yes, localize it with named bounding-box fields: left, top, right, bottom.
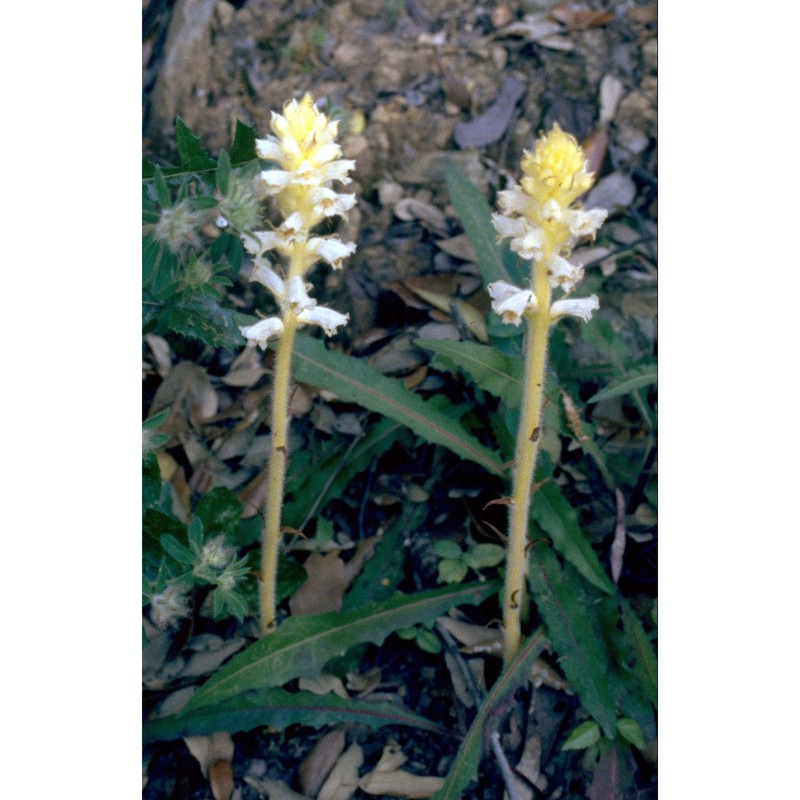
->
left=183, top=581, right=500, bottom=711
left=144, top=689, right=452, bottom=744
left=586, top=367, right=657, bottom=404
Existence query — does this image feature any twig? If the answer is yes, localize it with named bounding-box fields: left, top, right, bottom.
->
left=490, top=730, right=523, bottom=800
left=435, top=621, right=484, bottom=710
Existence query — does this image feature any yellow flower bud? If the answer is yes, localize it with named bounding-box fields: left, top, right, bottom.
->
left=520, top=123, right=594, bottom=210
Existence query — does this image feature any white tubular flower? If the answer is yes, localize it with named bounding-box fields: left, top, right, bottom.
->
left=240, top=317, right=285, bottom=349
left=546, top=254, right=584, bottom=292
left=549, top=295, right=600, bottom=323
left=285, top=275, right=316, bottom=314
left=308, top=237, right=357, bottom=270
left=297, top=305, right=350, bottom=336
left=565, top=207, right=607, bottom=239
left=488, top=280, right=538, bottom=326
left=308, top=187, right=356, bottom=219
left=250, top=259, right=287, bottom=300
left=491, top=214, right=545, bottom=261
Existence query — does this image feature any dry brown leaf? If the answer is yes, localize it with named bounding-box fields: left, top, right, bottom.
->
left=144, top=333, right=172, bottom=377
left=453, top=75, right=526, bottom=149
left=515, top=733, right=548, bottom=792
left=529, top=658, right=572, bottom=694
left=611, top=488, right=626, bottom=584
left=434, top=235, right=477, bottom=263
left=150, top=361, right=218, bottom=435
left=359, top=740, right=444, bottom=796
left=289, top=552, right=349, bottom=616
left=550, top=4, right=614, bottom=29
left=299, top=729, right=346, bottom=798
left=436, top=616, right=503, bottom=654
left=346, top=667, right=383, bottom=696
left=183, top=732, right=235, bottom=800
left=393, top=198, right=448, bottom=235
left=318, top=743, right=364, bottom=800
left=298, top=673, right=350, bottom=699
left=443, top=649, right=475, bottom=708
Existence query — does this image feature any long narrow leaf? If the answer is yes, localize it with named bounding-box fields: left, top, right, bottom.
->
left=528, top=544, right=617, bottom=737
left=531, top=479, right=615, bottom=595
left=416, top=338, right=523, bottom=407
left=445, top=162, right=524, bottom=286
left=431, top=629, right=547, bottom=800
left=144, top=689, right=451, bottom=744
left=586, top=367, right=657, bottom=404
left=183, top=581, right=500, bottom=711
left=291, top=333, right=503, bottom=476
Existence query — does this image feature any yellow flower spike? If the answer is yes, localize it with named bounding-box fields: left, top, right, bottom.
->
left=488, top=123, right=608, bottom=664
left=520, top=123, right=594, bottom=210
left=241, top=94, right=357, bottom=635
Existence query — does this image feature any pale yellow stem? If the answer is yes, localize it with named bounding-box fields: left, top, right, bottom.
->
left=503, top=257, right=552, bottom=664
left=259, top=309, right=298, bottom=634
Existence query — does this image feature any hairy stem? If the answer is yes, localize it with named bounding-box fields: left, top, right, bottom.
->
left=260, top=309, right=298, bottom=634
left=503, top=259, right=551, bottom=663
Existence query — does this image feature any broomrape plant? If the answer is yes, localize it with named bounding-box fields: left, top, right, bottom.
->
left=489, top=124, right=607, bottom=663
left=239, top=94, right=357, bottom=634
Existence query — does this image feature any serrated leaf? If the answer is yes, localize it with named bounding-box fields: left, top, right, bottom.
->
left=145, top=688, right=453, bottom=744
left=160, top=295, right=243, bottom=349
left=561, top=721, right=602, bottom=751
left=528, top=544, right=617, bottom=738
left=175, top=117, right=216, bottom=171
left=416, top=339, right=523, bottom=406
left=445, top=161, right=525, bottom=287
left=230, top=119, right=258, bottom=165
left=616, top=718, right=646, bottom=750
left=615, top=596, right=658, bottom=709
left=532, top=477, right=615, bottom=595
left=290, top=332, right=503, bottom=476
left=586, top=366, right=657, bottom=404
left=183, top=581, right=500, bottom=711
left=431, top=629, right=546, bottom=800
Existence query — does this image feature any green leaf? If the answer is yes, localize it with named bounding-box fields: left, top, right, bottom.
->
left=615, top=596, right=658, bottom=709
left=194, top=487, right=242, bottom=538
left=438, top=559, right=468, bottom=584
left=152, top=165, right=171, bottom=208
left=431, top=629, right=547, bottom=800
left=160, top=534, right=194, bottom=567
left=142, top=452, right=163, bottom=512
left=463, top=543, right=504, bottom=570
left=561, top=721, right=602, bottom=751
left=160, top=294, right=243, bottom=349
left=416, top=339, right=523, bottom=407
left=586, top=367, right=657, bottom=404
left=290, top=332, right=503, bottom=476
left=532, top=478, right=615, bottom=595
left=528, top=544, right=617, bottom=738
left=216, top=149, right=231, bottom=195
left=283, top=418, right=405, bottom=530
left=145, top=688, right=453, bottom=744
left=616, top=718, right=646, bottom=751
left=230, top=119, right=258, bottom=165
left=143, top=408, right=170, bottom=431
left=342, top=502, right=424, bottom=611
left=415, top=629, right=442, bottom=654
left=175, top=117, right=216, bottom=171
left=188, top=517, right=204, bottom=552
left=445, top=161, right=525, bottom=287
left=183, top=581, right=500, bottom=711
left=431, top=540, right=463, bottom=560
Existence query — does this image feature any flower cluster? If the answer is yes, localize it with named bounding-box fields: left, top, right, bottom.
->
left=240, top=94, right=356, bottom=349
left=488, top=123, right=606, bottom=325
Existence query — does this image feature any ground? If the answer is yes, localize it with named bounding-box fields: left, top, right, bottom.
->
left=142, top=1, right=657, bottom=798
